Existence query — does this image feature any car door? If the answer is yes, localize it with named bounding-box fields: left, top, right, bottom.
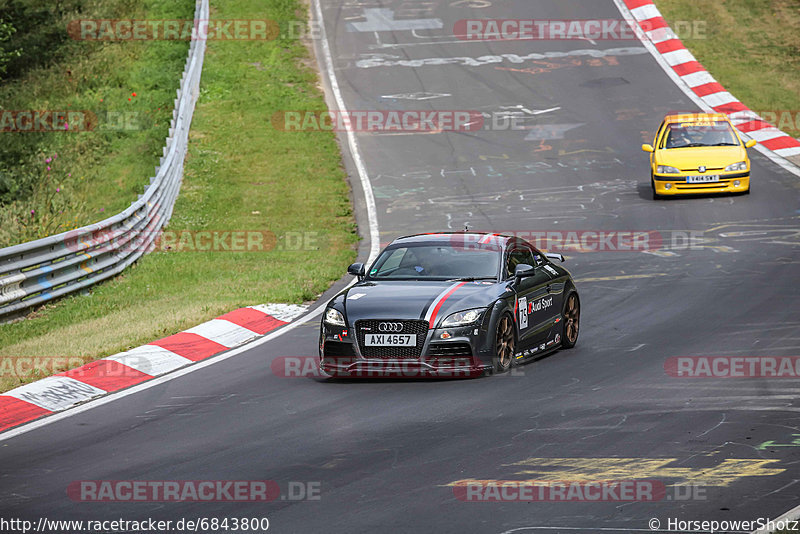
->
left=531, top=248, right=567, bottom=344
left=506, top=243, right=553, bottom=352
left=652, top=119, right=667, bottom=169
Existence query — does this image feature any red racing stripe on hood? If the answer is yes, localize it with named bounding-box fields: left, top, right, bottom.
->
left=425, top=282, right=467, bottom=329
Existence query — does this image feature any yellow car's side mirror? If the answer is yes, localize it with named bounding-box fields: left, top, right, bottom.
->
left=641, top=144, right=654, bottom=153
left=745, top=139, right=757, bottom=148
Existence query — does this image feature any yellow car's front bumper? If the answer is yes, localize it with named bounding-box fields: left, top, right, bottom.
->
left=652, top=173, right=749, bottom=196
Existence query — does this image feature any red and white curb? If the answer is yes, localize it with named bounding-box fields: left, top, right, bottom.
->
left=0, top=303, right=307, bottom=433
left=618, top=0, right=800, bottom=168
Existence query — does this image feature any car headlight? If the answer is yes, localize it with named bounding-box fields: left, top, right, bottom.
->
left=656, top=165, right=680, bottom=174
left=724, top=161, right=747, bottom=172
left=324, top=307, right=346, bottom=327
left=440, top=308, right=485, bottom=327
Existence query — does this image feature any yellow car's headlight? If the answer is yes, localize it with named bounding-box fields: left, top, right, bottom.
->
left=656, top=165, right=680, bottom=174
left=724, top=161, right=747, bottom=172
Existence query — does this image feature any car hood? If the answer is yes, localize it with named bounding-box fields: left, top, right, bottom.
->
left=655, top=146, right=746, bottom=170
left=341, top=280, right=507, bottom=327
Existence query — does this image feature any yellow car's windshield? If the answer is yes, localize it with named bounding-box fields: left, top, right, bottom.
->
left=663, top=121, right=738, bottom=149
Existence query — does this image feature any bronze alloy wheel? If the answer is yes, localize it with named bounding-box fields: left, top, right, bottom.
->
left=562, top=292, right=580, bottom=348
left=494, top=314, right=515, bottom=372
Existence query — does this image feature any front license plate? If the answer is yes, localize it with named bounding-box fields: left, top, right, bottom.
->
left=364, top=334, right=416, bottom=346
left=686, top=175, right=719, bottom=183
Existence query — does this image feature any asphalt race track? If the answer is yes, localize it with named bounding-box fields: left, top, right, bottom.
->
left=2, top=1, right=799, bottom=532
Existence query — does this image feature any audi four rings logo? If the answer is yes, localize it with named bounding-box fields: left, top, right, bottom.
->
left=378, top=322, right=404, bottom=332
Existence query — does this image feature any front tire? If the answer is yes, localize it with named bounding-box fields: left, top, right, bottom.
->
left=561, top=292, right=580, bottom=348
left=651, top=178, right=661, bottom=200
left=492, top=313, right=515, bottom=373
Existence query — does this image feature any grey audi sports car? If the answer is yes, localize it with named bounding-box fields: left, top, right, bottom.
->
left=319, top=232, right=580, bottom=378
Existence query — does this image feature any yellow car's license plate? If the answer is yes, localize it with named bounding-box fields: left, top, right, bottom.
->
left=686, top=175, right=719, bottom=183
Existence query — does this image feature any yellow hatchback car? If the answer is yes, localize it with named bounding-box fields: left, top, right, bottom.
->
left=642, top=113, right=757, bottom=199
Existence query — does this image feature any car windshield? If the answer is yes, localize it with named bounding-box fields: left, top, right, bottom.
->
left=367, top=242, right=500, bottom=280
left=664, top=121, right=738, bottom=149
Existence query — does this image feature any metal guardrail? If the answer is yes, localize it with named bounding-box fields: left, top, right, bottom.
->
left=0, top=0, right=209, bottom=323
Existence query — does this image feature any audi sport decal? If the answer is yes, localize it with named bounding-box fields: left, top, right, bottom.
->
left=530, top=296, right=553, bottom=313
left=423, top=282, right=467, bottom=329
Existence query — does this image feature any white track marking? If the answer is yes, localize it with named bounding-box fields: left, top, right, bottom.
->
left=701, top=91, right=738, bottom=108
left=747, top=128, right=793, bottom=143
left=645, top=27, right=677, bottom=44
left=775, top=146, right=800, bottom=157
left=381, top=92, right=451, bottom=100
left=660, top=48, right=696, bottom=66
left=346, top=8, right=442, bottom=33
left=184, top=319, right=261, bottom=347
left=680, top=70, right=716, bottom=88
left=628, top=4, right=660, bottom=20
left=5, top=377, right=106, bottom=412
left=248, top=303, right=308, bottom=322
left=104, top=345, right=193, bottom=377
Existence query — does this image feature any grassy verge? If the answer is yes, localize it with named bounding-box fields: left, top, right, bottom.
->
left=656, top=0, right=800, bottom=138
left=0, top=0, right=357, bottom=393
left=0, top=0, right=193, bottom=245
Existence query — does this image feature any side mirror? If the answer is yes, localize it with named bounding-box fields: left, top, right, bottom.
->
left=641, top=144, right=654, bottom=153
left=745, top=139, right=757, bottom=148
left=347, top=262, right=365, bottom=279
left=514, top=263, right=535, bottom=282
left=544, top=252, right=565, bottom=263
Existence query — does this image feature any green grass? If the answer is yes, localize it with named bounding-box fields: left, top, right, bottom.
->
left=0, top=0, right=194, bottom=245
left=0, top=0, right=357, bottom=393
left=657, top=0, right=800, bottom=138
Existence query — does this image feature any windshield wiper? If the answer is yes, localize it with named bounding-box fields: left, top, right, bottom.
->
left=710, top=142, right=738, bottom=146
left=446, top=276, right=496, bottom=282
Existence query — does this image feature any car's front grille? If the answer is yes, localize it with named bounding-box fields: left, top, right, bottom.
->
left=675, top=181, right=730, bottom=189
left=355, top=319, right=428, bottom=359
